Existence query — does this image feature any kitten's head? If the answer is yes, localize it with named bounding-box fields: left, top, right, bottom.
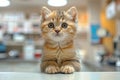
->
left=41, top=7, right=78, bottom=42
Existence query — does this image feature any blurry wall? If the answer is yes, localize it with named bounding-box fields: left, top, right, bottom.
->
left=81, top=0, right=101, bottom=65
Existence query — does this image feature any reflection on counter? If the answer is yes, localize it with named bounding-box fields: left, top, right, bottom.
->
left=0, top=72, right=119, bottom=80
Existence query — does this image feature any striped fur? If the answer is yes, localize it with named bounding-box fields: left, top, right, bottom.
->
left=40, top=7, right=80, bottom=74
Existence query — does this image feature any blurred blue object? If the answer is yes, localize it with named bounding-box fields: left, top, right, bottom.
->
left=0, top=42, right=7, bottom=59
left=0, top=42, right=6, bottom=53
left=90, top=24, right=100, bottom=44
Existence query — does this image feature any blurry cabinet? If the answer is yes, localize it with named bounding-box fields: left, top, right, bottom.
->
left=0, top=13, right=42, bottom=61
left=103, top=37, right=114, bottom=55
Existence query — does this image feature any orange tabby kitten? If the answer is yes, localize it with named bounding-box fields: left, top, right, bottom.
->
left=40, top=7, right=80, bottom=74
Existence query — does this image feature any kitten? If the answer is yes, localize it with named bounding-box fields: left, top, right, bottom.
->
left=40, top=7, right=80, bottom=74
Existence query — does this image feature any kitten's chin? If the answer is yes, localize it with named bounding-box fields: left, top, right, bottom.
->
left=48, top=33, right=68, bottom=42
left=49, top=35, right=65, bottom=42
left=52, top=36, right=65, bottom=42
left=55, top=33, right=60, bottom=37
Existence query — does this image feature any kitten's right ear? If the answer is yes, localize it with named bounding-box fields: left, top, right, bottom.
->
left=66, top=7, right=78, bottom=22
left=41, top=7, right=51, bottom=21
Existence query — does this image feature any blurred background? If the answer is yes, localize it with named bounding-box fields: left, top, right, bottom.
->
left=0, top=0, right=120, bottom=72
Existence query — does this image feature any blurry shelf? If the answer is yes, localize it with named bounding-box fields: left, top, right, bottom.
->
left=0, top=20, right=25, bottom=22
left=25, top=33, right=41, bottom=35
left=4, top=32, right=41, bottom=35
left=5, top=41, right=43, bottom=47
left=0, top=19, right=40, bottom=22
left=0, top=58, right=40, bottom=63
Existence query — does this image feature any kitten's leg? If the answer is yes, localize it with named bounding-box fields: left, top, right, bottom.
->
left=41, top=60, right=60, bottom=74
left=60, top=60, right=80, bottom=74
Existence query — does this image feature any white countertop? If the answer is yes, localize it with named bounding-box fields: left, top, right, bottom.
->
left=0, top=72, right=119, bottom=80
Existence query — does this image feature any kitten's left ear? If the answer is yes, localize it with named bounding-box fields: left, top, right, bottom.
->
left=66, top=7, right=78, bottom=22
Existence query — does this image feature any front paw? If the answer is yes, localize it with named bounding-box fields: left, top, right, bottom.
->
left=45, top=66, right=59, bottom=74
left=60, top=65, right=75, bottom=74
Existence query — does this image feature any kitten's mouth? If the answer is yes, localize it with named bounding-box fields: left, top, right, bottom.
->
left=55, top=33, right=60, bottom=37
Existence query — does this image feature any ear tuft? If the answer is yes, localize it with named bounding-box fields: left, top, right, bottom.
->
left=66, top=7, right=78, bottom=22
left=41, top=7, right=51, bottom=21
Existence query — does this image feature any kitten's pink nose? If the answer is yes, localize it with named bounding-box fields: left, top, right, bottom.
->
left=55, top=30, right=60, bottom=33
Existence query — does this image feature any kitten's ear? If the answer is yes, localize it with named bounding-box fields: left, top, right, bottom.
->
left=41, top=7, right=51, bottom=21
left=66, top=7, right=78, bottom=22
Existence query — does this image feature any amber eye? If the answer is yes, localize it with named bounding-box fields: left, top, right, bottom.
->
left=48, top=22, right=54, bottom=28
left=61, top=22, right=68, bottom=28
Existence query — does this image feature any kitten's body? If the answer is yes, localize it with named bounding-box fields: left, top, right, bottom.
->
left=40, top=7, right=80, bottom=74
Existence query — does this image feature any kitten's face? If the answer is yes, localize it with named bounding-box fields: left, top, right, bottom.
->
left=41, top=7, right=77, bottom=42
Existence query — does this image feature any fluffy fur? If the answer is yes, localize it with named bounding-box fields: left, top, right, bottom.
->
left=40, top=7, right=80, bottom=74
